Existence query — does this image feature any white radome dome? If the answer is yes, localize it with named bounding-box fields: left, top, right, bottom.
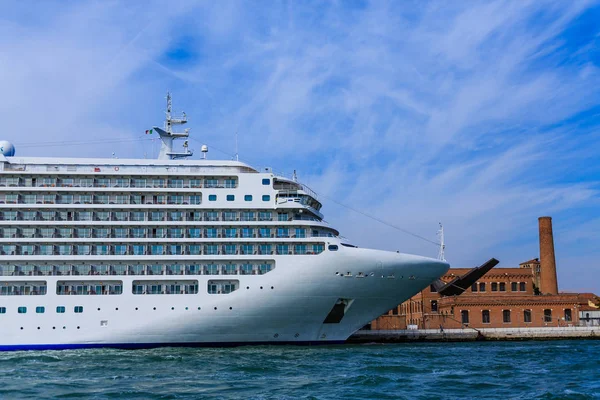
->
left=0, top=141, right=15, bottom=157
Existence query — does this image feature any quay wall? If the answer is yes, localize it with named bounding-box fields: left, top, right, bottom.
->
left=348, top=327, right=600, bottom=343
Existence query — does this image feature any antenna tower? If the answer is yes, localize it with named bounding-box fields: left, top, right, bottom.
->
left=153, top=92, right=194, bottom=160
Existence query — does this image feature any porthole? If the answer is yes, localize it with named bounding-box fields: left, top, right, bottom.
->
left=77, top=326, right=80, bottom=329
left=197, top=307, right=201, bottom=310
left=271, top=286, right=274, bottom=289
left=229, top=307, right=232, bottom=310
left=153, top=307, right=156, bottom=310
left=171, top=307, right=175, bottom=310
left=63, top=326, right=66, bottom=329
left=246, top=286, right=250, bottom=289
left=115, top=308, right=119, bottom=311
left=328, top=245, right=338, bottom=251
left=135, top=307, right=138, bottom=311
left=185, top=307, right=189, bottom=310
left=214, top=307, right=217, bottom=310
left=260, top=286, right=263, bottom=290
left=53, top=327, right=56, bottom=330
left=97, top=308, right=101, bottom=311
left=20, top=327, right=23, bottom=330
left=37, top=327, right=40, bottom=330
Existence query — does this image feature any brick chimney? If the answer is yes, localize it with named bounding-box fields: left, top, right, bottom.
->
left=538, top=216, right=558, bottom=295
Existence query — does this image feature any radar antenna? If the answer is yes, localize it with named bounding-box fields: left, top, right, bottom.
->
left=153, top=92, right=194, bottom=160
left=437, top=223, right=446, bottom=261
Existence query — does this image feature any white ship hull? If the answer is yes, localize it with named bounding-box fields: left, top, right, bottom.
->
left=0, top=248, right=448, bottom=350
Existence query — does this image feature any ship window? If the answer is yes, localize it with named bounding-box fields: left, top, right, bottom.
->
left=36, top=306, right=45, bottom=314
left=262, top=178, right=270, bottom=185
left=313, top=244, right=325, bottom=254
left=482, top=310, right=490, bottom=324
left=262, top=195, right=271, bottom=201
left=259, top=228, right=271, bottom=238
left=276, top=227, right=289, bottom=238
left=240, top=227, right=253, bottom=238
left=209, top=195, right=217, bottom=201
left=208, top=280, right=239, bottom=294
left=132, top=280, right=199, bottom=295
left=18, top=306, right=27, bottom=314
left=189, top=195, right=202, bottom=205
left=205, top=179, right=218, bottom=188
left=226, top=195, right=235, bottom=201
left=74, top=306, right=83, bottom=313
left=295, top=244, right=307, bottom=255
left=223, top=244, right=237, bottom=255
left=240, top=211, right=255, bottom=221
left=244, top=195, right=252, bottom=201
left=524, top=309, right=532, bottom=323
left=278, top=213, right=289, bottom=221
left=240, top=264, right=253, bottom=275
left=328, top=245, right=338, bottom=251
left=0, top=281, right=47, bottom=295
left=241, top=244, right=254, bottom=255
left=503, top=310, right=511, bottom=323
left=259, top=211, right=272, bottom=221
left=223, top=211, right=237, bottom=221
left=205, top=228, right=217, bottom=238
left=276, top=244, right=289, bottom=255
left=0, top=307, right=6, bottom=314
left=205, top=245, right=219, bottom=255
left=259, top=244, right=272, bottom=255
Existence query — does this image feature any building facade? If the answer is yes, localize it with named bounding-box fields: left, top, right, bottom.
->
left=370, top=217, right=600, bottom=330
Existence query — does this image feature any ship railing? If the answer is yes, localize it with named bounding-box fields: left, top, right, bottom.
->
left=310, top=233, right=339, bottom=238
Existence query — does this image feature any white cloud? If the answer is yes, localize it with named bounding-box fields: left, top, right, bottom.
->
left=1, top=0, right=599, bottom=291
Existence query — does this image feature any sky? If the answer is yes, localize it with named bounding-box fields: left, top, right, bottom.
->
left=1, top=0, right=599, bottom=292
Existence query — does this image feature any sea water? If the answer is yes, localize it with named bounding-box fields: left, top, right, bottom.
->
left=0, top=340, right=598, bottom=399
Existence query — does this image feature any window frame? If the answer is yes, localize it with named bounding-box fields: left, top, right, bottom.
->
left=482, top=310, right=490, bottom=324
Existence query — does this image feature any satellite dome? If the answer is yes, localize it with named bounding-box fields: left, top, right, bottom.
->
left=0, top=141, right=15, bottom=157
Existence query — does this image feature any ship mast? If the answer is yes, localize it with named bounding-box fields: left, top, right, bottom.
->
left=437, top=223, right=446, bottom=261
left=154, top=92, right=193, bottom=160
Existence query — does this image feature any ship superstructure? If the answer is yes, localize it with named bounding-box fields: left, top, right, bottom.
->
left=0, top=95, right=449, bottom=350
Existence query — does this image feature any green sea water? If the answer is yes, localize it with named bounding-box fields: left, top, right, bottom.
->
left=0, top=340, right=598, bottom=399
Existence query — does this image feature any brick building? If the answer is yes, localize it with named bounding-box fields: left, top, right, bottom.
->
left=370, top=217, right=600, bottom=330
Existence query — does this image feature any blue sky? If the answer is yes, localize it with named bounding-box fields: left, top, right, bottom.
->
left=1, top=1, right=599, bottom=292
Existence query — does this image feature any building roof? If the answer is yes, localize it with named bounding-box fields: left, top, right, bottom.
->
left=519, top=258, right=540, bottom=265
left=443, top=267, right=532, bottom=280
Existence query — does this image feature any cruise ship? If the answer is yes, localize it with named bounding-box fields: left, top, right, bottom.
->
left=0, top=95, right=449, bottom=350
